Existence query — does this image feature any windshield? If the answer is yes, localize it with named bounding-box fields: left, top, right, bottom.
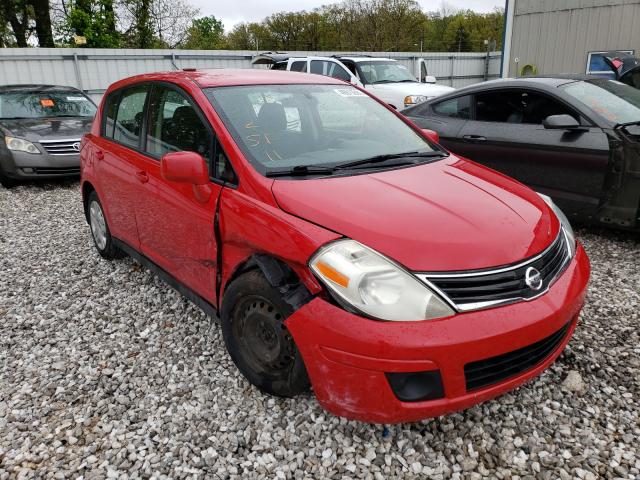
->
left=356, top=61, right=417, bottom=84
left=0, top=90, right=96, bottom=119
left=206, top=84, right=436, bottom=175
left=560, top=79, right=640, bottom=124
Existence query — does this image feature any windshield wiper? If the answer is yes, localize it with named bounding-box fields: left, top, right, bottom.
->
left=615, top=120, right=640, bottom=128
left=395, top=79, right=419, bottom=83
left=334, top=151, right=448, bottom=170
left=265, top=164, right=337, bottom=178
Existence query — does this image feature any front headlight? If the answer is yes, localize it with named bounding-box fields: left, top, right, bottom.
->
left=404, top=95, right=429, bottom=107
left=538, top=193, right=576, bottom=258
left=309, top=239, right=454, bottom=321
left=5, top=136, right=41, bottom=154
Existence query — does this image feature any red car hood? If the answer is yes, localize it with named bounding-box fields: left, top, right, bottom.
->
left=271, top=157, right=560, bottom=271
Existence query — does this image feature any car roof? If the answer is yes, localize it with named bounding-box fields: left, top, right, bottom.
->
left=108, top=69, right=346, bottom=91
left=335, top=56, right=394, bottom=62
left=0, top=84, right=82, bottom=93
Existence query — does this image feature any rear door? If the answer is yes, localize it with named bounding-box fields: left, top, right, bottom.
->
left=455, top=88, right=611, bottom=217
left=132, top=83, right=231, bottom=303
left=405, top=95, right=471, bottom=154
left=93, top=85, right=150, bottom=249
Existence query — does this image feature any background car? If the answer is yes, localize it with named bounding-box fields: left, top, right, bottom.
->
left=601, top=51, right=640, bottom=89
left=0, top=84, right=96, bottom=188
left=252, top=52, right=454, bottom=109
left=403, top=75, right=640, bottom=231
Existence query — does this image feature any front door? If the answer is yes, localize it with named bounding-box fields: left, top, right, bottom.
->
left=455, top=89, right=611, bottom=218
left=132, top=84, right=223, bottom=303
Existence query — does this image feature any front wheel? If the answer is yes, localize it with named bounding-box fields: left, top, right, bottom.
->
left=221, top=270, right=310, bottom=397
left=0, top=168, right=17, bottom=188
left=87, top=190, right=124, bottom=260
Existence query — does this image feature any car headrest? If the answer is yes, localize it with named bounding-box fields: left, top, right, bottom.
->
left=257, top=102, right=287, bottom=132
left=172, top=106, right=199, bottom=125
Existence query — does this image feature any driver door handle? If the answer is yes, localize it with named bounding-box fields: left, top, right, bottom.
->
left=463, top=135, right=487, bottom=143
left=135, top=170, right=149, bottom=184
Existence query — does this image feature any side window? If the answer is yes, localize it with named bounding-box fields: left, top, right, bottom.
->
left=146, top=86, right=211, bottom=160
left=272, top=62, right=287, bottom=71
left=420, top=62, right=428, bottom=82
left=214, top=138, right=237, bottom=185
left=310, top=60, right=326, bottom=76
left=432, top=96, right=471, bottom=119
left=102, top=92, right=119, bottom=138
left=290, top=61, right=307, bottom=72
left=113, top=86, right=148, bottom=148
left=475, top=90, right=576, bottom=124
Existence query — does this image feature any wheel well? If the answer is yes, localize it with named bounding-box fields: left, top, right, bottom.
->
left=81, top=181, right=95, bottom=223
left=223, top=254, right=313, bottom=311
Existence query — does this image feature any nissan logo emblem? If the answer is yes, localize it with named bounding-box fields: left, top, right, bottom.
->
left=72, top=142, right=81, bottom=152
left=525, top=267, right=543, bottom=291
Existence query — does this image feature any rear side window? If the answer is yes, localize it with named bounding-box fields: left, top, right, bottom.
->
left=290, top=61, right=307, bottom=72
left=103, top=93, right=119, bottom=138
left=146, top=86, right=211, bottom=160
left=433, top=96, right=471, bottom=119
left=272, top=62, right=287, bottom=71
left=113, top=86, right=148, bottom=148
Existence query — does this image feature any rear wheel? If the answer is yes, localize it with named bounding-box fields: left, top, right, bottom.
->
left=87, top=190, right=124, bottom=260
left=221, top=270, right=310, bottom=397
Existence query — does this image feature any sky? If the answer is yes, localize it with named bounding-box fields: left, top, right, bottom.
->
left=194, top=0, right=505, bottom=31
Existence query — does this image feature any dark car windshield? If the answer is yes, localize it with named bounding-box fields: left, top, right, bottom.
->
left=357, top=61, right=417, bottom=84
left=0, top=90, right=97, bottom=119
left=560, top=79, right=640, bottom=124
left=205, top=84, right=437, bottom=175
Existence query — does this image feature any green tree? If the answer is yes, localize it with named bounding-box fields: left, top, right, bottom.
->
left=65, top=0, right=121, bottom=47
left=182, top=15, right=224, bottom=49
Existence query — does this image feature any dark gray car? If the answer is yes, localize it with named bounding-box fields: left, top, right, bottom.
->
left=403, top=76, right=640, bottom=231
left=0, top=84, right=96, bottom=188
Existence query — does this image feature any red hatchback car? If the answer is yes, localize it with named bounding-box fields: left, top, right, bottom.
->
left=81, top=69, right=590, bottom=423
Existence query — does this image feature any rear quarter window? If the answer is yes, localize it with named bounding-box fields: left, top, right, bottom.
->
left=433, top=96, right=471, bottom=119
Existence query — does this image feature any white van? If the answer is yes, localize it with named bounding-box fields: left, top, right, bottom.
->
left=252, top=53, right=455, bottom=109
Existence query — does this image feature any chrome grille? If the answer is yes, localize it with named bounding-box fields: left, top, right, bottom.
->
left=417, top=230, right=572, bottom=312
left=39, top=138, right=81, bottom=155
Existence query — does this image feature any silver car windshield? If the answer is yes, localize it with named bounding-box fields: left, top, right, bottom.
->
left=206, top=84, right=434, bottom=173
left=561, top=79, right=640, bottom=124
left=357, top=61, right=418, bottom=84
left=0, top=91, right=97, bottom=119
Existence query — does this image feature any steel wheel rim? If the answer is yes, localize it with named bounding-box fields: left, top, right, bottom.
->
left=89, top=200, right=107, bottom=250
left=232, top=296, right=295, bottom=375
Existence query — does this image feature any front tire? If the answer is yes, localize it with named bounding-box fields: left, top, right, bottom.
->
left=221, top=270, right=310, bottom=397
left=0, top=168, right=17, bottom=188
left=87, top=190, right=124, bottom=260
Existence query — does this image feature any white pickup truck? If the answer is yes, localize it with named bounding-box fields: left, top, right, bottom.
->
left=252, top=53, right=455, bottom=109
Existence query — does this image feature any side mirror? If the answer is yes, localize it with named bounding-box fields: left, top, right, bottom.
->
left=161, top=151, right=209, bottom=185
left=423, top=75, right=437, bottom=84
left=543, top=114, right=580, bottom=130
left=422, top=128, right=440, bottom=143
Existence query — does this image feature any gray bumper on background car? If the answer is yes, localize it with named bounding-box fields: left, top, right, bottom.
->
left=0, top=138, right=81, bottom=179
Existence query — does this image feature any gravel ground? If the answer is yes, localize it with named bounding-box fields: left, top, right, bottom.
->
left=0, top=180, right=639, bottom=480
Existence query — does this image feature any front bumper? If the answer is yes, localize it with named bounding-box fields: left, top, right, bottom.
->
left=0, top=150, right=80, bottom=180
left=285, top=243, right=590, bottom=424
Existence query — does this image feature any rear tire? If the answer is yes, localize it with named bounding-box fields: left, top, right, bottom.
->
left=221, top=270, right=310, bottom=397
left=87, top=190, right=124, bottom=260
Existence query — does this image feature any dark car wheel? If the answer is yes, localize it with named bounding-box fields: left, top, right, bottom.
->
left=221, top=270, right=310, bottom=397
left=87, top=191, right=124, bottom=260
left=0, top=168, right=17, bottom=189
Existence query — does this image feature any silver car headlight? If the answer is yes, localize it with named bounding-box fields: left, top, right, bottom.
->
left=538, top=193, right=576, bottom=258
left=5, top=136, right=41, bottom=154
left=309, top=239, right=454, bottom=321
left=404, top=95, right=428, bottom=107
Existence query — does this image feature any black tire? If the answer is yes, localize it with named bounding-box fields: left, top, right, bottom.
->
left=87, top=190, right=125, bottom=260
left=0, top=169, right=17, bottom=189
left=221, top=270, right=310, bottom=397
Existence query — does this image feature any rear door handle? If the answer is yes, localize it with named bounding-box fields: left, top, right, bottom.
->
left=95, top=150, right=104, bottom=161
left=463, top=135, right=487, bottom=143
left=135, top=170, right=149, bottom=183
